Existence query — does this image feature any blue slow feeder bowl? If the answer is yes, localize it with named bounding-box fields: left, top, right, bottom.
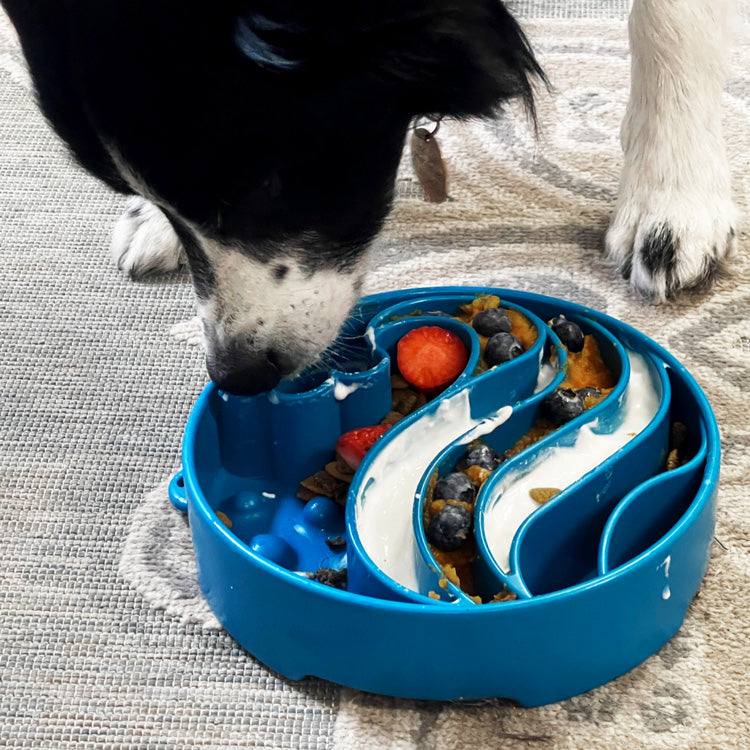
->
left=168, top=286, right=719, bottom=707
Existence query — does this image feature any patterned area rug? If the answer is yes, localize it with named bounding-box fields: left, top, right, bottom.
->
left=2, top=3, right=749, bottom=749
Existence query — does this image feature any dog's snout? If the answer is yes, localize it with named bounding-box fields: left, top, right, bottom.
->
left=206, top=349, right=282, bottom=396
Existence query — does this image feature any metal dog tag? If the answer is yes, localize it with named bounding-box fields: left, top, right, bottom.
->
left=411, top=127, right=448, bottom=203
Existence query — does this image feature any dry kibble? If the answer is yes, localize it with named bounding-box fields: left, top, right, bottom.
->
left=325, top=460, right=354, bottom=483
left=464, top=464, right=492, bottom=488
left=332, top=483, right=350, bottom=507
left=390, top=373, right=411, bottom=389
left=392, top=387, right=420, bottom=415
left=529, top=487, right=561, bottom=504
left=490, top=589, right=518, bottom=603
left=299, top=470, right=345, bottom=499
left=296, top=486, right=318, bottom=502
left=380, top=410, right=405, bottom=425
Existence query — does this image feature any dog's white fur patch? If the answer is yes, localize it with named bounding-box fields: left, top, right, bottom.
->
left=196, top=238, right=365, bottom=376
left=111, top=195, right=186, bottom=278
left=110, top=191, right=363, bottom=379
left=606, top=0, right=738, bottom=300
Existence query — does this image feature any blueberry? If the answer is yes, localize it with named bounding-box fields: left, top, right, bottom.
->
left=434, top=472, right=476, bottom=504
left=427, top=504, right=473, bottom=552
left=472, top=308, right=511, bottom=337
left=484, top=332, right=523, bottom=366
left=549, top=316, right=585, bottom=353
left=464, top=443, right=502, bottom=471
left=542, top=388, right=585, bottom=426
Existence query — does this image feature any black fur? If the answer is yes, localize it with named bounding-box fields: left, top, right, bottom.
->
left=638, top=225, right=729, bottom=300
left=640, top=226, right=677, bottom=277
left=2, top=0, right=544, bottom=393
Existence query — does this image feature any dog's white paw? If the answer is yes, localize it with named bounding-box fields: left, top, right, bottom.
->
left=607, top=0, right=739, bottom=302
left=605, top=191, right=737, bottom=302
left=110, top=196, right=186, bottom=278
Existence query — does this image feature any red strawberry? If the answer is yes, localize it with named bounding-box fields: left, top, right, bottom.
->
left=335, top=424, right=392, bottom=470
left=397, top=326, right=469, bottom=395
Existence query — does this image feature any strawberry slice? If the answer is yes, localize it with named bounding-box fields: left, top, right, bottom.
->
left=335, top=424, right=392, bottom=470
left=397, top=326, right=468, bottom=394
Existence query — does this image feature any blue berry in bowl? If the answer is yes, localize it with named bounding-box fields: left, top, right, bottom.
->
left=472, top=308, right=512, bottom=337
left=484, top=332, right=523, bottom=366
left=434, top=472, right=477, bottom=504
left=549, top=316, right=585, bottom=353
left=465, top=443, right=502, bottom=471
left=427, top=504, right=473, bottom=552
left=542, top=388, right=586, bottom=426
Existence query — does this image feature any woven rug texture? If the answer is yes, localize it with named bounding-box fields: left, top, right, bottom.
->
left=1, top=2, right=749, bottom=748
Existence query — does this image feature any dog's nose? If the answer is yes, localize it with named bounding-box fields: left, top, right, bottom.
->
left=206, top=350, right=282, bottom=396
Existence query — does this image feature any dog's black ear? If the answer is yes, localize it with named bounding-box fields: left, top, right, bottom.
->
left=234, top=1, right=545, bottom=120
left=372, top=1, right=546, bottom=122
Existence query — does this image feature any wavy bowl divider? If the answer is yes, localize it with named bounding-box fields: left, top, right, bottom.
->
left=168, top=287, right=719, bottom=706
left=476, top=346, right=670, bottom=601
left=346, top=298, right=548, bottom=602
left=410, top=314, right=632, bottom=603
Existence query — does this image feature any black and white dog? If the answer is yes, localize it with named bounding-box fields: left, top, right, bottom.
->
left=2, top=1, right=738, bottom=395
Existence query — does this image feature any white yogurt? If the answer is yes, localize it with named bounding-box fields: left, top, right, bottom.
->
left=333, top=380, right=361, bottom=401
left=356, top=390, right=513, bottom=592
left=534, top=360, right=558, bottom=393
left=660, top=555, right=672, bottom=600
left=365, top=325, right=377, bottom=352
left=482, top=349, right=661, bottom=572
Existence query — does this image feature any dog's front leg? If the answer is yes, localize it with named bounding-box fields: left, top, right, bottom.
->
left=605, top=0, right=738, bottom=300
